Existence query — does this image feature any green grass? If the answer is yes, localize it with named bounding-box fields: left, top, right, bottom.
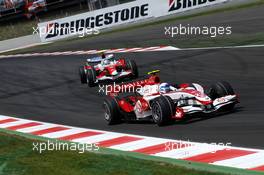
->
left=0, top=20, right=38, bottom=41
left=0, top=131, right=231, bottom=175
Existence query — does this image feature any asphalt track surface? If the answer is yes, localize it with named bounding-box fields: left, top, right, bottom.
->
left=0, top=47, right=264, bottom=149
left=0, top=5, right=264, bottom=149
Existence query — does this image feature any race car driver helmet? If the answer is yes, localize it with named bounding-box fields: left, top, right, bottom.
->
left=102, top=59, right=110, bottom=65
left=159, top=83, right=170, bottom=94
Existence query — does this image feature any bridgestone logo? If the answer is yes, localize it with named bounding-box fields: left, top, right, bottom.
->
left=169, top=0, right=217, bottom=12
left=46, top=4, right=149, bottom=39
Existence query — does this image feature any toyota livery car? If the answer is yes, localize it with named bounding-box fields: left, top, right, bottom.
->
left=79, top=54, right=138, bottom=87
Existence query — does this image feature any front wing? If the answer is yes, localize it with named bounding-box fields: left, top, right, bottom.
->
left=182, top=95, right=238, bottom=115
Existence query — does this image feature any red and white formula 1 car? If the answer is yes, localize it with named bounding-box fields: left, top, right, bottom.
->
left=79, top=54, right=138, bottom=87
left=103, top=70, right=239, bottom=126
left=27, top=0, right=46, bottom=13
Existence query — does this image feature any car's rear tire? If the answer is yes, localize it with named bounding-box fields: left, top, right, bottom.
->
left=79, top=66, right=87, bottom=84
left=151, top=96, right=175, bottom=126
left=126, top=59, right=138, bottom=79
left=87, top=67, right=97, bottom=87
left=103, top=96, right=121, bottom=125
left=208, top=81, right=235, bottom=111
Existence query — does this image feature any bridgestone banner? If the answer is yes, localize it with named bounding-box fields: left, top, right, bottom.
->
left=38, top=0, right=227, bottom=42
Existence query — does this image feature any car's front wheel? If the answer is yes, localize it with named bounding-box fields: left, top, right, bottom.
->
left=151, top=96, right=175, bottom=126
left=79, top=66, right=87, bottom=84
left=207, top=81, right=235, bottom=111
left=87, top=67, right=97, bottom=87
left=103, top=97, right=121, bottom=125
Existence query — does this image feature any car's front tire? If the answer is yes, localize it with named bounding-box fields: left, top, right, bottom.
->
left=87, top=67, right=97, bottom=87
left=208, top=81, right=235, bottom=99
left=151, top=96, right=175, bottom=126
left=103, top=96, right=121, bottom=125
left=79, top=66, right=87, bottom=84
left=208, top=81, right=235, bottom=111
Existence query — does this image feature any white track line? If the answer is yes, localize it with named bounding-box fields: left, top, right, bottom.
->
left=0, top=46, right=178, bottom=59
left=1, top=44, right=263, bottom=59
left=179, top=44, right=264, bottom=51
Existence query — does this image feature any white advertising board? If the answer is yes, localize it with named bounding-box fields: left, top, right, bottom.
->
left=38, top=0, right=227, bottom=42
left=151, top=0, right=228, bottom=17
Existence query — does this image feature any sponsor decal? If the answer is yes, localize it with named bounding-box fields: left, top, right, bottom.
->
left=44, top=4, right=149, bottom=40
left=169, top=0, right=217, bottom=12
